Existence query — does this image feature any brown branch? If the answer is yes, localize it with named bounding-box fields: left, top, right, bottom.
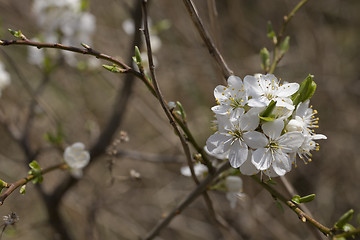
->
left=182, top=0, right=233, bottom=80
left=269, top=0, right=309, bottom=73
left=251, top=175, right=332, bottom=236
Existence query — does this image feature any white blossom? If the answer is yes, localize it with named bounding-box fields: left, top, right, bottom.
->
left=0, top=62, right=11, bottom=96
left=180, top=163, right=208, bottom=177
left=64, top=142, right=90, bottom=177
left=225, top=176, right=246, bottom=209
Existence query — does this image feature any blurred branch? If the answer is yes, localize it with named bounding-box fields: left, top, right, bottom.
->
left=269, top=0, right=309, bottom=73
left=0, top=163, right=67, bottom=206
left=115, top=149, right=185, bottom=163
left=144, top=161, right=231, bottom=240
left=182, top=0, right=233, bottom=80
left=251, top=175, right=332, bottom=236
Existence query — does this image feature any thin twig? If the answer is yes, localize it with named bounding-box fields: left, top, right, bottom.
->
left=144, top=161, right=231, bottom=240
left=251, top=175, right=332, bottom=236
left=0, top=163, right=67, bottom=206
left=182, top=0, right=233, bottom=80
left=269, top=0, right=309, bottom=73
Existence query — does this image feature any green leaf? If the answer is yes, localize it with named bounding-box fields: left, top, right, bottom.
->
left=176, top=101, right=187, bottom=121
left=280, top=36, right=290, bottom=54
left=44, top=125, right=65, bottom=145
left=260, top=47, right=270, bottom=72
left=134, top=46, right=142, bottom=64
left=260, top=100, right=276, bottom=118
left=275, top=200, right=284, bottom=213
left=102, top=64, right=124, bottom=73
left=292, top=195, right=301, bottom=204
left=28, top=160, right=43, bottom=184
left=334, top=209, right=354, bottom=230
left=291, top=74, right=316, bottom=106
left=266, top=21, right=276, bottom=43
left=342, top=223, right=355, bottom=232
left=299, top=194, right=315, bottom=203
left=29, top=160, right=41, bottom=171
left=259, top=116, right=276, bottom=122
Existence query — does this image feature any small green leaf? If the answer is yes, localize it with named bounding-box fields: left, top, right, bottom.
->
left=176, top=101, right=186, bottom=121
left=291, top=74, right=317, bottom=107
left=334, top=209, right=354, bottom=230
left=29, top=160, right=41, bottom=171
left=342, top=223, right=355, bottom=232
left=266, top=21, right=276, bottom=43
left=299, top=194, right=315, bottom=203
left=292, top=195, right=301, bottom=204
left=259, top=116, right=276, bottom=122
left=134, top=46, right=142, bottom=64
left=102, top=64, right=124, bottom=73
left=280, top=36, right=290, bottom=54
left=260, top=100, right=276, bottom=118
left=275, top=200, right=284, bottom=213
left=20, top=185, right=26, bottom=194
left=260, top=47, right=270, bottom=72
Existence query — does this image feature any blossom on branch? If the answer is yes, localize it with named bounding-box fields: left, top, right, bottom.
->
left=206, top=74, right=326, bottom=177
left=0, top=62, right=11, bottom=97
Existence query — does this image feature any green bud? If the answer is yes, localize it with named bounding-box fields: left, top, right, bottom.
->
left=28, top=160, right=43, bottom=184
left=280, top=36, right=290, bottom=54
left=81, top=43, right=91, bottom=49
left=334, top=209, right=354, bottom=230
left=260, top=47, right=270, bottom=72
left=291, top=74, right=317, bottom=107
left=8, top=28, right=26, bottom=40
left=134, top=46, right=142, bottom=64
left=266, top=21, right=277, bottom=44
left=20, top=185, right=26, bottom=194
left=102, top=64, right=124, bottom=73
left=176, top=101, right=186, bottom=121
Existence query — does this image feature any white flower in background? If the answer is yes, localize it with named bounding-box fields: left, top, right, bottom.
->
left=251, top=119, right=304, bottom=176
left=225, top=176, right=246, bottom=209
left=211, top=75, right=248, bottom=120
left=64, top=142, right=90, bottom=178
left=0, top=62, right=11, bottom=96
left=180, top=163, right=208, bottom=177
left=244, top=74, right=299, bottom=110
left=31, top=0, right=96, bottom=66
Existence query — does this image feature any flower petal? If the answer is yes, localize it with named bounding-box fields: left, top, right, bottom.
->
left=243, top=131, right=268, bottom=149
left=276, top=83, right=299, bottom=97
left=252, top=148, right=271, bottom=170
left=228, top=141, right=248, bottom=168
left=262, top=119, right=284, bottom=139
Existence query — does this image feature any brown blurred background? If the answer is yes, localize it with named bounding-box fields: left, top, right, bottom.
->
left=0, top=0, right=359, bottom=239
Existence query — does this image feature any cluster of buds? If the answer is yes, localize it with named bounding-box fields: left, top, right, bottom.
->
left=206, top=74, right=326, bottom=177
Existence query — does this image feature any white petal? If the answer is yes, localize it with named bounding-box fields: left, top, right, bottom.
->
left=243, top=131, right=268, bottom=149
left=247, top=98, right=268, bottom=108
left=244, top=75, right=262, bottom=97
left=214, top=85, right=228, bottom=100
left=312, top=134, right=327, bottom=140
left=296, top=100, right=310, bottom=117
left=206, top=133, right=231, bottom=153
left=252, top=148, right=271, bottom=170
left=262, top=119, right=284, bottom=139
left=276, top=83, right=299, bottom=97
left=228, top=141, right=248, bottom=168
left=211, top=105, right=230, bottom=115
left=272, top=152, right=291, bottom=176
left=239, top=111, right=260, bottom=131
left=227, top=75, right=243, bottom=89
left=240, top=152, right=259, bottom=175
left=278, top=132, right=304, bottom=153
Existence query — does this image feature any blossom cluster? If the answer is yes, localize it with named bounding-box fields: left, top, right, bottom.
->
left=206, top=74, right=326, bottom=177
left=30, top=0, right=96, bottom=66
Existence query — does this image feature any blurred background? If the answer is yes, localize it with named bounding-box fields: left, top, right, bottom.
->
left=0, top=0, right=359, bottom=239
